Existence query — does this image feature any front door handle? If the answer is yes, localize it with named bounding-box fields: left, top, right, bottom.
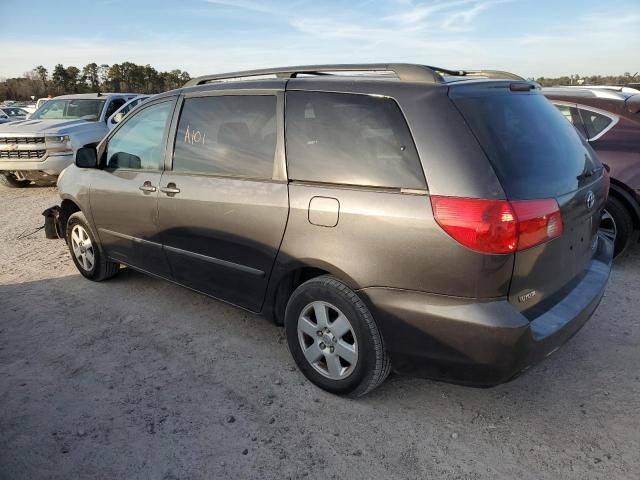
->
left=160, top=183, right=180, bottom=197
left=139, top=181, right=156, bottom=194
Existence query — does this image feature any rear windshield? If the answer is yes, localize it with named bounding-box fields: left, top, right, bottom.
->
left=452, top=90, right=600, bottom=199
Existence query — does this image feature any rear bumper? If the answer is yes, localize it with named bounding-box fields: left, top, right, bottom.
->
left=359, top=234, right=613, bottom=386
left=0, top=152, right=73, bottom=175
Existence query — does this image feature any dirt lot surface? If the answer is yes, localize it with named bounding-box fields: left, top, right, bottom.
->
left=1, top=185, right=639, bottom=480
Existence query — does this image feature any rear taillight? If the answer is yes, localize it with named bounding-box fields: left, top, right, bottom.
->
left=511, top=199, right=563, bottom=251
left=431, top=196, right=563, bottom=254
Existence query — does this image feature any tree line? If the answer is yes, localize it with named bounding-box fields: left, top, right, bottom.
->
left=534, top=73, right=638, bottom=87
left=2, top=65, right=637, bottom=101
left=0, top=62, right=191, bottom=101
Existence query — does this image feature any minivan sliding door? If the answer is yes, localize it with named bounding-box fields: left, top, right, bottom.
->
left=157, top=92, right=288, bottom=312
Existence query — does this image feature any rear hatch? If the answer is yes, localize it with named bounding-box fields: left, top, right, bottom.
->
left=451, top=82, right=606, bottom=315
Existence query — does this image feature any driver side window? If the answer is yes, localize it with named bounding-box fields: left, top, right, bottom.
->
left=105, top=98, right=126, bottom=119
left=106, top=101, right=173, bottom=170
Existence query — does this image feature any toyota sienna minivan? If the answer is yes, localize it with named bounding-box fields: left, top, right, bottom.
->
left=46, top=64, right=613, bottom=397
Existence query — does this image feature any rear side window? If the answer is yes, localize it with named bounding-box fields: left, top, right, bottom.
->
left=173, top=95, right=277, bottom=179
left=285, top=92, right=425, bottom=189
left=554, top=104, right=574, bottom=122
left=453, top=91, right=600, bottom=199
left=578, top=108, right=613, bottom=139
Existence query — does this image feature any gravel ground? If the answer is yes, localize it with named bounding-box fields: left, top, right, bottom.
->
left=1, top=185, right=639, bottom=480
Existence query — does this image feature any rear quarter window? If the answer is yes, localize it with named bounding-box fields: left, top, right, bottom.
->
left=578, top=108, right=614, bottom=139
left=285, top=91, right=426, bottom=189
left=452, top=90, right=600, bottom=199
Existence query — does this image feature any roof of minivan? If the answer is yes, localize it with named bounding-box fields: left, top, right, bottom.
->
left=165, top=75, right=533, bottom=102
left=179, top=63, right=530, bottom=93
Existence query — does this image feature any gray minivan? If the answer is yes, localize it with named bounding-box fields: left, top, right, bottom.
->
left=47, top=64, right=613, bottom=396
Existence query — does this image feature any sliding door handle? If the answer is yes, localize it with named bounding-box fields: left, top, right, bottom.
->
left=160, top=183, right=180, bottom=196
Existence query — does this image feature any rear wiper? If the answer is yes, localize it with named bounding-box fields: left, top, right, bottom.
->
left=576, top=167, right=602, bottom=181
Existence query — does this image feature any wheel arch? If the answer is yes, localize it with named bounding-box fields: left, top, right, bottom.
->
left=59, top=197, right=83, bottom=240
left=264, top=259, right=360, bottom=325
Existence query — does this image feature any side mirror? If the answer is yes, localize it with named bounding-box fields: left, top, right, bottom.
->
left=75, top=147, right=98, bottom=168
left=112, top=112, right=125, bottom=124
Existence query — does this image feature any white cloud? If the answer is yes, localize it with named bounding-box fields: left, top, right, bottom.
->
left=384, top=0, right=476, bottom=25
left=204, top=0, right=280, bottom=14
left=0, top=4, right=638, bottom=80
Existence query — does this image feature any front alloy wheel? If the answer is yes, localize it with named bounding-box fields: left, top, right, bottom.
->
left=70, top=225, right=95, bottom=272
left=66, top=211, right=120, bottom=281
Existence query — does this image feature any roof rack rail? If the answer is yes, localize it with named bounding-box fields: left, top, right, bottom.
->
left=184, top=63, right=445, bottom=87
left=183, top=63, right=524, bottom=87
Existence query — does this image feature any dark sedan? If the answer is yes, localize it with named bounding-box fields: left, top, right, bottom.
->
left=544, top=86, right=640, bottom=256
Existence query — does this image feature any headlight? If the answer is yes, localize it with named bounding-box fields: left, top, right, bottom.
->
left=45, top=135, right=72, bottom=154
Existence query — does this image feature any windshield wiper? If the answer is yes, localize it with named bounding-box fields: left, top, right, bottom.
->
left=577, top=166, right=602, bottom=181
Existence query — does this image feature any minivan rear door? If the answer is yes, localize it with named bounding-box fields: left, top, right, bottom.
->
left=157, top=91, right=289, bottom=312
left=452, top=84, right=606, bottom=314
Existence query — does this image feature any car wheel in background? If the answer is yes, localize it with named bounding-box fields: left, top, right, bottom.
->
left=0, top=174, right=30, bottom=188
left=66, top=211, right=120, bottom=281
left=600, top=196, right=634, bottom=257
left=285, top=275, right=391, bottom=397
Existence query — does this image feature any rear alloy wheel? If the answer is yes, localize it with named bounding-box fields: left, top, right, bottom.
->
left=285, top=275, right=391, bottom=397
left=600, top=196, right=634, bottom=257
left=0, top=173, right=30, bottom=188
left=297, top=301, right=359, bottom=381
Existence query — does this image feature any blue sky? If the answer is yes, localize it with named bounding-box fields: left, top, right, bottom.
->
left=1, top=0, right=638, bottom=79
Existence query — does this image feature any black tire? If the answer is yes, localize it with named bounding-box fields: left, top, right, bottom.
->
left=601, top=196, right=634, bottom=257
left=0, top=174, right=30, bottom=188
left=285, top=275, right=391, bottom=397
left=66, top=211, right=120, bottom=281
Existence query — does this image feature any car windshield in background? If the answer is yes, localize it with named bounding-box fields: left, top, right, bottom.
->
left=31, top=99, right=106, bottom=121
left=1, top=107, right=27, bottom=116
left=452, top=91, right=600, bottom=200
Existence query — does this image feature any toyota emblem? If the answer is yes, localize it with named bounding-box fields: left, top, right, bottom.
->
left=585, top=190, right=595, bottom=209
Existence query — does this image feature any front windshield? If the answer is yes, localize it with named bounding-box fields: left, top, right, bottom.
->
left=31, top=99, right=106, bottom=121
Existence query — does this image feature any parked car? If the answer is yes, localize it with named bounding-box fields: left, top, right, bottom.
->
left=107, top=95, right=151, bottom=130
left=0, top=106, right=29, bottom=121
left=46, top=64, right=613, bottom=397
left=0, top=92, right=136, bottom=187
left=19, top=103, right=37, bottom=115
left=544, top=86, right=640, bottom=256
left=35, top=98, right=51, bottom=110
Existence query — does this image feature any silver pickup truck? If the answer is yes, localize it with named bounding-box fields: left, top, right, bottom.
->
left=0, top=92, right=136, bottom=187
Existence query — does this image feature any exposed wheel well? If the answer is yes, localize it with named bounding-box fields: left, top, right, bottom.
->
left=609, top=180, right=640, bottom=230
left=59, top=199, right=81, bottom=240
left=272, top=267, right=331, bottom=325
